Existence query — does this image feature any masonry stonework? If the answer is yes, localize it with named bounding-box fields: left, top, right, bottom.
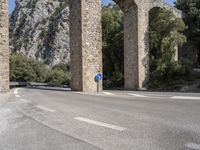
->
left=117, top=0, right=150, bottom=89
left=118, top=0, right=181, bottom=89
left=0, top=0, right=9, bottom=93
left=70, top=0, right=102, bottom=92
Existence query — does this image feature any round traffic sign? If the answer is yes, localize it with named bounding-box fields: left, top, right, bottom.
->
left=95, top=73, right=103, bottom=81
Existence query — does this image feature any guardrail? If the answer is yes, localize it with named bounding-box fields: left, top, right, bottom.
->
left=10, top=82, right=68, bottom=88
left=10, top=82, right=27, bottom=86
left=193, top=68, right=200, bottom=73
left=10, top=82, right=48, bottom=87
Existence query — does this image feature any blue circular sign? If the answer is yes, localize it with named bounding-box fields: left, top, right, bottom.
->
left=95, top=73, right=103, bottom=81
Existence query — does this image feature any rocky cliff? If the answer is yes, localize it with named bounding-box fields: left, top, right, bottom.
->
left=9, top=0, right=70, bottom=66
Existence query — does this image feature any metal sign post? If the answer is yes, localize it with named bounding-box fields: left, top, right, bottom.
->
left=95, top=73, right=103, bottom=92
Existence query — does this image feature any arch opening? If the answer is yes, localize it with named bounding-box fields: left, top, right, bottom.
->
left=148, top=6, right=183, bottom=89
left=101, top=1, right=124, bottom=89
left=101, top=0, right=141, bottom=90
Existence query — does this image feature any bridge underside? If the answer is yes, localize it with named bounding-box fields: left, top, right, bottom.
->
left=0, top=0, right=181, bottom=93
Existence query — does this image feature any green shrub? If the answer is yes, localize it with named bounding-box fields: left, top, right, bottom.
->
left=149, top=59, right=194, bottom=89
left=148, top=8, right=194, bottom=90
left=45, top=69, right=70, bottom=86
left=10, top=53, right=48, bottom=82
left=10, top=54, right=70, bottom=87
left=52, top=63, right=70, bottom=73
left=46, top=64, right=70, bottom=86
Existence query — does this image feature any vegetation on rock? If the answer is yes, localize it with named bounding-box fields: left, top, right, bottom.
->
left=9, top=0, right=70, bottom=66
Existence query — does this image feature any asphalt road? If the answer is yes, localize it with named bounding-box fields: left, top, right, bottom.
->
left=0, top=87, right=200, bottom=150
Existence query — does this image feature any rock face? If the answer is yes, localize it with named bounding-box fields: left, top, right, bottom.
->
left=9, top=0, right=70, bottom=66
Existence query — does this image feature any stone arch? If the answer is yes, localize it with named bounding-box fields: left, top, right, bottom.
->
left=69, top=0, right=182, bottom=92
left=151, top=1, right=183, bottom=18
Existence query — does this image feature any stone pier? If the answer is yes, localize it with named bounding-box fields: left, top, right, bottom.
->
left=120, top=0, right=150, bottom=90
left=70, top=0, right=102, bottom=92
left=0, top=0, right=9, bottom=93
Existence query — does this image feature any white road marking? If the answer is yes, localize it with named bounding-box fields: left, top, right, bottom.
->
left=128, top=93, right=148, bottom=98
left=75, top=92, right=85, bottom=95
left=20, top=99, right=30, bottom=103
left=74, top=117, right=126, bottom=131
left=103, top=92, right=115, bottom=96
left=171, top=96, right=200, bottom=100
left=14, top=89, right=21, bottom=98
left=36, top=105, right=56, bottom=113
left=14, top=88, right=19, bottom=95
left=15, top=95, right=21, bottom=98
left=186, top=142, right=200, bottom=150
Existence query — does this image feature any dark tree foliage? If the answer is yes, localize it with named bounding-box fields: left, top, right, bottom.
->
left=175, top=0, right=200, bottom=64
left=149, top=8, right=195, bottom=90
left=102, top=5, right=124, bottom=88
left=149, top=8, right=186, bottom=62
left=46, top=63, right=70, bottom=86
left=176, top=0, right=200, bottom=39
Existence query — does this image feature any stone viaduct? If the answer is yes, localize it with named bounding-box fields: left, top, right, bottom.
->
left=0, top=0, right=181, bottom=93
left=69, top=0, right=182, bottom=92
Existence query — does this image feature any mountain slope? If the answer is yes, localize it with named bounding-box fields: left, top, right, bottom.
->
left=9, top=0, right=70, bottom=66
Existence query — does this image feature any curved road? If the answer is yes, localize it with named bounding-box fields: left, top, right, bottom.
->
left=0, top=87, right=200, bottom=150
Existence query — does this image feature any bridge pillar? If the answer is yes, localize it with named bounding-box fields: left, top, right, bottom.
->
left=123, top=3, right=150, bottom=90
left=0, top=0, right=9, bottom=93
left=69, top=0, right=102, bottom=92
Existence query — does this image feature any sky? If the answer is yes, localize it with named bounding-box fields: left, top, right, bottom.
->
left=101, top=0, right=175, bottom=5
left=8, top=0, right=16, bottom=14
left=8, top=0, right=175, bottom=14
